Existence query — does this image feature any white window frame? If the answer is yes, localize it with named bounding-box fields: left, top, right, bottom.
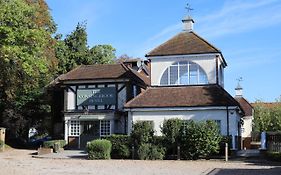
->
left=69, top=120, right=80, bottom=136
left=100, top=120, right=111, bottom=137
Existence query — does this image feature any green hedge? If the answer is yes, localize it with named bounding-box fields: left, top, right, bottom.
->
left=43, top=140, right=66, bottom=149
left=103, top=135, right=131, bottom=159
left=138, top=143, right=165, bottom=160
left=266, top=152, right=281, bottom=162
left=87, top=139, right=112, bottom=160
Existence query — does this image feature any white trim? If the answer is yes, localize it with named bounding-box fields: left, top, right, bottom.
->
left=125, top=106, right=239, bottom=112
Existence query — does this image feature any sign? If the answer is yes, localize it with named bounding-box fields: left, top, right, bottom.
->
left=76, top=87, right=116, bottom=106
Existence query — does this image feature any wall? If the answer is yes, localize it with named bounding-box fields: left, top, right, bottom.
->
left=241, top=116, right=253, bottom=138
left=150, top=55, right=217, bottom=86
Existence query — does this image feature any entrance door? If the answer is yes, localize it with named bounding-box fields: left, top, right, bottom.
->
left=80, top=121, right=100, bottom=149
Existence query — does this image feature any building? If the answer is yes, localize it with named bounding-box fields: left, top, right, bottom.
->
left=125, top=16, right=244, bottom=150
left=49, top=16, right=245, bottom=150
left=234, top=83, right=254, bottom=149
left=48, top=63, right=149, bottom=149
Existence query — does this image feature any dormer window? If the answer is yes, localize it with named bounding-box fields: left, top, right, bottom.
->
left=160, top=61, right=208, bottom=86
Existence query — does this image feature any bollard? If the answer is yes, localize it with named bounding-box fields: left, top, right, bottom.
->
left=132, top=145, right=135, bottom=159
left=225, top=143, right=228, bottom=161
left=177, top=145, right=180, bottom=160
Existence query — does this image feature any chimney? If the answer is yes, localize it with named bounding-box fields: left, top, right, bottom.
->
left=235, top=83, right=243, bottom=97
left=182, top=16, right=194, bottom=32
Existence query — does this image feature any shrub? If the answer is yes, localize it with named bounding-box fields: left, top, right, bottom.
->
left=43, top=140, right=66, bottom=149
left=179, top=120, right=222, bottom=160
left=131, top=121, right=154, bottom=147
left=161, top=118, right=182, bottom=156
left=266, top=152, right=281, bottom=162
left=137, top=143, right=165, bottom=160
left=104, top=135, right=130, bottom=159
left=86, top=139, right=112, bottom=160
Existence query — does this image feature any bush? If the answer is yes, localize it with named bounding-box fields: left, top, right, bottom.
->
left=131, top=121, right=154, bottom=147
left=43, top=140, right=66, bottom=149
left=161, top=119, right=182, bottom=156
left=179, top=120, right=222, bottom=160
left=266, top=152, right=281, bottom=162
left=104, top=135, right=130, bottom=159
left=86, top=139, right=112, bottom=160
left=137, top=143, right=165, bottom=160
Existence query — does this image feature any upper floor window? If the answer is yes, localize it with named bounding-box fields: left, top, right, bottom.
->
left=160, top=61, right=208, bottom=86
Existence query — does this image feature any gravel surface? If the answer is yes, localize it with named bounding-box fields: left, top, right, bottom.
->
left=0, top=149, right=281, bottom=175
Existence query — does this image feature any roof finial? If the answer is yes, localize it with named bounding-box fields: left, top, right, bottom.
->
left=182, top=3, right=194, bottom=32
left=185, top=3, right=194, bottom=16
left=235, top=77, right=243, bottom=97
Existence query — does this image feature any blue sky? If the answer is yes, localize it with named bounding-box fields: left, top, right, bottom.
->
left=46, top=0, right=281, bottom=102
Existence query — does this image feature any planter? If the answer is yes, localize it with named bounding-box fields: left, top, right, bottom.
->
left=38, top=147, right=53, bottom=155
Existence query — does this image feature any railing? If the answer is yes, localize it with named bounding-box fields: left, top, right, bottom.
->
left=267, top=132, right=281, bottom=152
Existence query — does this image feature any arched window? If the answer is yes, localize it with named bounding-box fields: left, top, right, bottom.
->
left=160, top=61, right=208, bottom=85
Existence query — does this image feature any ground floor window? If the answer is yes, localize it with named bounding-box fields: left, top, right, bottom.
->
left=100, top=120, right=111, bottom=136
left=70, top=120, right=80, bottom=136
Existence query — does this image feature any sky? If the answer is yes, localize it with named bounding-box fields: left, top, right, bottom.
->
left=46, top=0, right=281, bottom=103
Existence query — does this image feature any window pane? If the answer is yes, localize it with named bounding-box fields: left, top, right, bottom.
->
left=199, top=68, right=208, bottom=84
left=160, top=69, right=168, bottom=85
left=189, top=63, right=198, bottom=84
left=179, top=65, right=188, bottom=85
left=170, top=66, right=178, bottom=85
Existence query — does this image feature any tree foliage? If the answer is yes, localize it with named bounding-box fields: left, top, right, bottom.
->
left=253, top=101, right=281, bottom=132
left=55, top=23, right=116, bottom=75
left=0, top=0, right=56, bottom=141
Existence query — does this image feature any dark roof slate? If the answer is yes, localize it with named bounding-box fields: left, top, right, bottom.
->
left=146, top=31, right=221, bottom=57
left=235, top=97, right=253, bottom=116
left=125, top=85, right=240, bottom=108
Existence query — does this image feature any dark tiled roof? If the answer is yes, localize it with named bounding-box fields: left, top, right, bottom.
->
left=125, top=85, right=240, bottom=108
left=235, top=97, right=253, bottom=116
left=51, top=64, right=150, bottom=86
left=59, top=64, right=128, bottom=81
left=146, top=31, right=221, bottom=57
left=251, top=102, right=281, bottom=109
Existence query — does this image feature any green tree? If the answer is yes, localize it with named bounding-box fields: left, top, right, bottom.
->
left=55, top=23, right=116, bottom=74
left=0, top=0, right=56, bottom=141
left=253, top=101, right=281, bottom=132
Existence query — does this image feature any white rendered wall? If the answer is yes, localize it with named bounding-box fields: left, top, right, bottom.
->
left=66, top=86, right=76, bottom=110
left=129, top=108, right=240, bottom=137
left=241, top=116, right=253, bottom=138
left=150, top=55, right=217, bottom=86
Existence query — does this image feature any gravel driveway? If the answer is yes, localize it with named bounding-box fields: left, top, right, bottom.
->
left=0, top=149, right=280, bottom=175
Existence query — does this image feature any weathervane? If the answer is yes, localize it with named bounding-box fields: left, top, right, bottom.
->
left=185, top=3, right=194, bottom=15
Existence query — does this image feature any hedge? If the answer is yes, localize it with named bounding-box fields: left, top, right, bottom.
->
left=266, top=152, right=281, bottom=162
left=138, top=143, right=165, bottom=160
left=103, top=135, right=131, bottom=159
left=87, top=139, right=112, bottom=160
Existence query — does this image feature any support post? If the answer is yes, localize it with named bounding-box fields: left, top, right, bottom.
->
left=177, top=145, right=180, bottom=160
left=261, top=131, right=266, bottom=150
left=225, top=143, right=228, bottom=161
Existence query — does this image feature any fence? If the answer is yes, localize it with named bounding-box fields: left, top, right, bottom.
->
left=267, top=132, right=281, bottom=152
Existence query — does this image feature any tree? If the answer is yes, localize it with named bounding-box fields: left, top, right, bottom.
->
left=253, top=100, right=281, bottom=132
left=55, top=23, right=116, bottom=74
left=0, top=0, right=56, bottom=141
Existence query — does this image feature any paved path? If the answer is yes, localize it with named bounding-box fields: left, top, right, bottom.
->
left=1, top=149, right=281, bottom=175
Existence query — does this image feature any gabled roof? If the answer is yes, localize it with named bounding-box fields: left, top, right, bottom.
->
left=49, top=64, right=150, bottom=87
left=235, top=97, right=253, bottom=116
left=125, top=85, right=240, bottom=108
left=146, top=31, right=221, bottom=57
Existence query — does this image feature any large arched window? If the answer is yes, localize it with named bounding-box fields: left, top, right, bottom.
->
left=160, top=61, right=208, bottom=85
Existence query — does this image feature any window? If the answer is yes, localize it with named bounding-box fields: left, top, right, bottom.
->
left=70, top=120, right=80, bottom=136
left=160, top=61, right=208, bottom=86
left=100, top=120, right=111, bottom=136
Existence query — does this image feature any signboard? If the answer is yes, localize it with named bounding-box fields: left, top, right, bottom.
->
left=76, top=87, right=116, bottom=106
